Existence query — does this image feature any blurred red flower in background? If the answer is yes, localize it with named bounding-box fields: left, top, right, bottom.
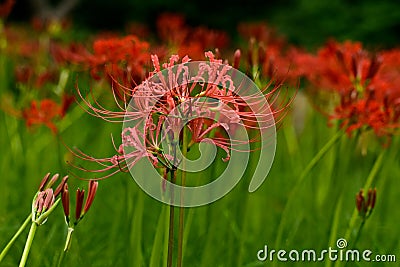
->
left=22, top=95, right=74, bottom=133
left=293, top=40, right=400, bottom=138
left=52, top=35, right=150, bottom=100
left=156, top=13, right=229, bottom=60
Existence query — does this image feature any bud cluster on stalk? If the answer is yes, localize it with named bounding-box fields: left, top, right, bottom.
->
left=32, top=173, right=68, bottom=225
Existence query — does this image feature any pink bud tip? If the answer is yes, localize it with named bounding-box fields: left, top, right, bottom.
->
left=75, top=188, right=85, bottom=221
left=62, top=183, right=70, bottom=219
left=38, top=173, right=51, bottom=192
left=233, top=49, right=241, bottom=69
left=55, top=175, right=69, bottom=197
left=84, top=180, right=99, bottom=213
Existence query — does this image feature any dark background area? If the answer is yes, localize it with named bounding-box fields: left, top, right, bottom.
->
left=7, top=0, right=400, bottom=49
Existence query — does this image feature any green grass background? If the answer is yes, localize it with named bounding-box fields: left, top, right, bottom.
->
left=0, top=27, right=399, bottom=267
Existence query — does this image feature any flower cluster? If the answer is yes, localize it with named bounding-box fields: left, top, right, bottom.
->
left=237, top=22, right=300, bottom=83
left=72, top=52, right=287, bottom=178
left=294, top=40, right=400, bottom=139
left=0, top=24, right=75, bottom=133
left=21, top=96, right=74, bottom=133
left=32, top=173, right=68, bottom=225
left=52, top=35, right=150, bottom=99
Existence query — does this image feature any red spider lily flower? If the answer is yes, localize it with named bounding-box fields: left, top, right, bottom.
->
left=237, top=22, right=297, bottom=83
left=295, top=40, right=400, bottom=138
left=72, top=51, right=290, bottom=179
left=71, top=120, right=169, bottom=178
left=22, top=99, right=62, bottom=133
left=52, top=35, right=150, bottom=100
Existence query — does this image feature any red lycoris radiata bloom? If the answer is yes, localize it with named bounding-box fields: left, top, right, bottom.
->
left=293, top=40, right=400, bottom=138
left=22, top=96, right=74, bottom=133
left=72, top=51, right=290, bottom=179
left=237, top=22, right=301, bottom=84
left=51, top=35, right=150, bottom=100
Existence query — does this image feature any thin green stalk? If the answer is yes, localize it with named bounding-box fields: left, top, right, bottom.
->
left=19, top=222, right=38, bottom=267
left=297, top=130, right=344, bottom=185
left=236, top=129, right=260, bottom=266
left=325, top=195, right=343, bottom=267
left=334, top=150, right=385, bottom=267
left=177, top=125, right=189, bottom=267
left=344, top=150, right=385, bottom=242
left=163, top=204, right=170, bottom=267
left=0, top=215, right=31, bottom=262
left=167, top=169, right=176, bottom=267
left=274, top=130, right=343, bottom=265
left=56, top=251, right=66, bottom=267
left=150, top=206, right=167, bottom=267
left=57, top=227, right=74, bottom=267
left=351, top=220, right=366, bottom=249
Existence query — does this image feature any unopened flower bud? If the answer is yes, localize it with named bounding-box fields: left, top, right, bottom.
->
left=62, top=183, right=70, bottom=223
left=233, top=49, right=241, bottom=69
left=83, top=180, right=98, bottom=214
left=75, top=188, right=85, bottom=221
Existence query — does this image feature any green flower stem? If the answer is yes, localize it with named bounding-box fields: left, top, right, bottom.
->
left=167, top=169, right=176, bottom=267
left=18, top=198, right=60, bottom=267
left=150, top=206, right=167, bottom=267
left=0, top=215, right=31, bottom=263
left=64, top=227, right=74, bottom=252
left=344, top=150, right=385, bottom=241
left=57, top=227, right=74, bottom=267
left=177, top=125, right=189, bottom=267
left=344, top=150, right=384, bottom=242
left=274, top=130, right=343, bottom=266
left=19, top=222, right=38, bottom=267
left=334, top=150, right=385, bottom=267
left=325, top=195, right=343, bottom=267
left=351, top=220, right=366, bottom=250
left=163, top=204, right=170, bottom=267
